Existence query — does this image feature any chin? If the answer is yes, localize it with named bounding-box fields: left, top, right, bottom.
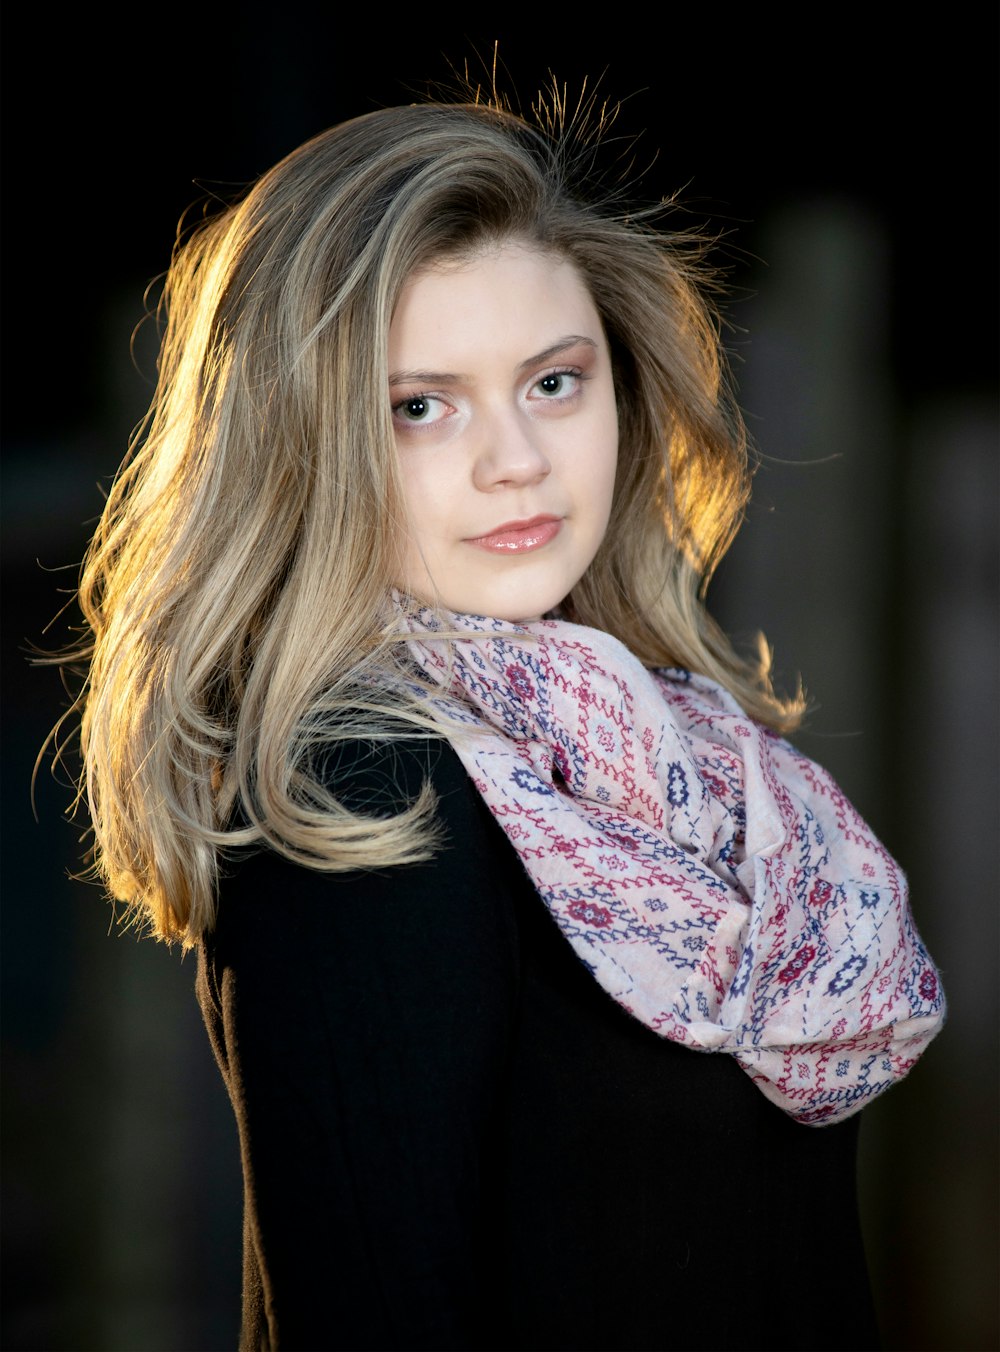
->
left=443, top=586, right=568, bottom=625
left=400, top=560, right=583, bottom=625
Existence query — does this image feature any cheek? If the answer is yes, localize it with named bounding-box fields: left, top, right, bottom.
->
left=396, top=455, right=469, bottom=564
left=595, top=414, right=620, bottom=515
left=397, top=455, right=438, bottom=542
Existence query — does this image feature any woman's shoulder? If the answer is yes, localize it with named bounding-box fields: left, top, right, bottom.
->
left=313, top=731, right=465, bottom=816
left=218, top=732, right=514, bottom=893
left=203, top=733, right=530, bottom=999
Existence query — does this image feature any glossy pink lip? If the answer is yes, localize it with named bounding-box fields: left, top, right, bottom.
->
left=467, top=515, right=563, bottom=553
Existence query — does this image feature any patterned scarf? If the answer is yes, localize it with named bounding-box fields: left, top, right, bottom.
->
left=401, top=606, right=945, bottom=1125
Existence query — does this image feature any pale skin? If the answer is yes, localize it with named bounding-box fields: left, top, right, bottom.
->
left=389, top=242, right=620, bottom=623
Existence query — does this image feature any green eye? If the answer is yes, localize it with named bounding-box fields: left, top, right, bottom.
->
left=401, top=397, right=429, bottom=420
left=533, top=370, right=582, bottom=400
left=391, top=392, right=451, bottom=430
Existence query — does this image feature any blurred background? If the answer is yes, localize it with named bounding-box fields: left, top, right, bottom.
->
left=3, top=16, right=997, bottom=1351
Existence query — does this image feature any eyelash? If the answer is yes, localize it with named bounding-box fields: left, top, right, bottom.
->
left=531, top=367, right=586, bottom=399
left=392, top=393, right=446, bottom=423
left=390, top=365, right=588, bottom=428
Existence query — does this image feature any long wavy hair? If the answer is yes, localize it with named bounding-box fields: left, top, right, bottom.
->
left=58, top=94, right=804, bottom=946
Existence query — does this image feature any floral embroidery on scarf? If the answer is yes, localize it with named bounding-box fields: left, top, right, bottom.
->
left=401, top=605, right=946, bottom=1125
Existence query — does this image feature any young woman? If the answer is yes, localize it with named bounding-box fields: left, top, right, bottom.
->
left=68, top=97, right=945, bottom=1350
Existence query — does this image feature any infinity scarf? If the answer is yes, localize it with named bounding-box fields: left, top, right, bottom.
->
left=401, top=606, right=945, bottom=1125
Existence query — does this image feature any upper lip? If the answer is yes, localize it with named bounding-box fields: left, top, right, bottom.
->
left=467, top=514, right=561, bottom=540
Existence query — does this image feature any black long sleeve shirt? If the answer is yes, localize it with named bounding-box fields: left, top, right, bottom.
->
left=197, top=739, right=879, bottom=1351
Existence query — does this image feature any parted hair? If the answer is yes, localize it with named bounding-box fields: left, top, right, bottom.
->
left=63, top=94, right=804, bottom=946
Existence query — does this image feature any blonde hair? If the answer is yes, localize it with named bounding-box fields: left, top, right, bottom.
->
left=59, top=95, right=803, bottom=946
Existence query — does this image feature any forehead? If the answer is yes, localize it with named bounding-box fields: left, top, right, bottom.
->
left=389, top=244, right=604, bottom=365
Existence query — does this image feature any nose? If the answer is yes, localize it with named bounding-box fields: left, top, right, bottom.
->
left=472, top=409, right=551, bottom=492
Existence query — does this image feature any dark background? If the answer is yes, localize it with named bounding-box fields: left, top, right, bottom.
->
left=4, top=17, right=998, bottom=1351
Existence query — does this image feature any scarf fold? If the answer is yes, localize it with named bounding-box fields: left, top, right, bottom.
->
left=400, top=606, right=945, bottom=1126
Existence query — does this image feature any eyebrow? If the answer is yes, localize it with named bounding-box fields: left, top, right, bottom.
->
left=388, top=334, right=598, bottom=388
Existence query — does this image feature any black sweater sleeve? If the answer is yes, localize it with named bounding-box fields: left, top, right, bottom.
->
left=196, top=740, right=527, bottom=1352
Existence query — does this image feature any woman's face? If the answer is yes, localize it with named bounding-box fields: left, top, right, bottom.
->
left=388, top=243, right=619, bottom=622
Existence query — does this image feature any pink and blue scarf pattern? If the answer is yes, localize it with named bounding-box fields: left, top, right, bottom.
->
left=402, top=607, right=945, bottom=1125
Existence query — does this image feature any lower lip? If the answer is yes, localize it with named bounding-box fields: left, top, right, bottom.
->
left=468, top=518, right=563, bottom=553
